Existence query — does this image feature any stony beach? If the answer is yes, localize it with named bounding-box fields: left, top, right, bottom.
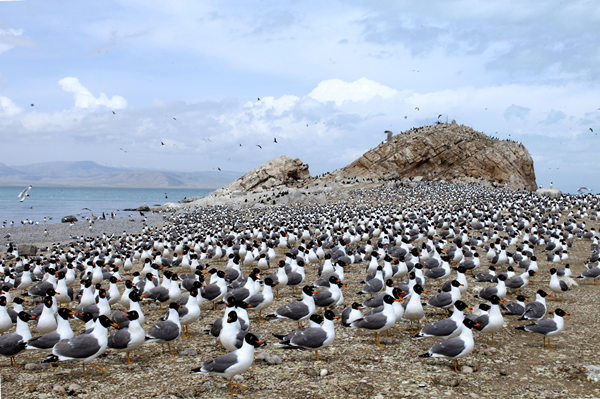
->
left=1, top=181, right=600, bottom=399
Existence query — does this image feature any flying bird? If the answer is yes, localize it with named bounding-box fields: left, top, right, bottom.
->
left=173, top=117, right=177, bottom=121
left=415, top=107, right=419, bottom=111
left=239, top=144, right=242, bottom=147
left=18, top=185, right=32, bottom=202
left=256, top=145, right=262, bottom=149
left=161, top=142, right=165, bottom=146
left=404, top=116, right=407, bottom=119
left=31, top=104, right=34, bottom=107
left=120, top=148, right=127, bottom=153
left=590, top=128, right=594, bottom=132
left=258, top=98, right=261, bottom=101
left=274, top=138, right=277, bottom=143
left=218, top=168, right=221, bottom=171
left=112, top=111, right=116, bottom=115
left=438, top=114, right=442, bottom=119
left=577, top=187, right=592, bottom=194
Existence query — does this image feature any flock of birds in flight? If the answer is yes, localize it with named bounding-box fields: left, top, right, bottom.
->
left=1, top=182, right=599, bottom=393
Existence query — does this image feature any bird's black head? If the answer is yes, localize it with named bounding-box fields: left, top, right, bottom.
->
left=549, top=268, right=557, bottom=275
left=78, top=311, right=95, bottom=323
left=324, top=310, right=338, bottom=321
left=351, top=302, right=362, bottom=310
left=168, top=302, right=180, bottom=310
left=528, top=270, right=536, bottom=276
left=125, top=280, right=134, bottom=289
left=18, top=311, right=36, bottom=322
left=489, top=295, right=502, bottom=305
left=0, top=296, right=9, bottom=307
left=554, top=308, right=569, bottom=317
left=385, top=279, right=394, bottom=287
left=129, top=291, right=141, bottom=302
left=227, top=311, right=238, bottom=323
left=43, top=296, right=53, bottom=308
left=13, top=297, right=26, bottom=305
left=309, top=314, right=324, bottom=324
left=413, top=284, right=425, bottom=295
left=516, top=295, right=527, bottom=302
left=478, top=303, right=491, bottom=312
left=190, top=288, right=199, bottom=297
left=451, top=280, right=462, bottom=288
left=216, top=270, right=227, bottom=278
left=243, top=333, right=264, bottom=348
left=98, top=315, right=119, bottom=329
left=302, top=286, right=316, bottom=296
left=98, top=289, right=107, bottom=299
left=45, top=288, right=56, bottom=296
left=383, top=294, right=397, bottom=305
left=453, top=301, right=469, bottom=312
left=462, top=318, right=476, bottom=329
left=110, top=276, right=118, bottom=284
left=58, top=308, right=77, bottom=320
left=497, top=274, right=508, bottom=281
left=537, top=290, right=549, bottom=297
left=125, top=310, right=140, bottom=320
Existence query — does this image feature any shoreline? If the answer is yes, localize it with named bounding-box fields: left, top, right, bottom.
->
left=1, top=213, right=165, bottom=250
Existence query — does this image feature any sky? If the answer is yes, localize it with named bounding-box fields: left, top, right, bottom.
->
left=0, top=0, right=599, bottom=193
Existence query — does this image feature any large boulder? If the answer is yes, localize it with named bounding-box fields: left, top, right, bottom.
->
left=536, top=188, right=562, bottom=198
left=61, top=215, right=78, bottom=223
left=18, top=244, right=37, bottom=256
left=215, top=156, right=310, bottom=194
left=330, top=121, right=537, bottom=191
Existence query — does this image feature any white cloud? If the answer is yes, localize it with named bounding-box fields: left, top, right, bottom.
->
left=0, top=96, right=22, bottom=117
left=308, top=78, right=398, bottom=105
left=58, top=77, right=128, bottom=110
left=0, top=28, right=40, bottom=54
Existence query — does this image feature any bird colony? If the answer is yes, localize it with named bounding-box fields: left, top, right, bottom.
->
left=1, top=181, right=600, bottom=398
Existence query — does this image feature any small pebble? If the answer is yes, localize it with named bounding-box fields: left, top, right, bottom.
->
left=53, top=384, right=66, bottom=395
left=28, top=385, right=36, bottom=393
left=461, top=366, right=474, bottom=374
left=233, top=375, right=244, bottom=382
left=24, top=363, right=42, bottom=371
left=184, top=348, right=197, bottom=356
left=320, top=369, right=328, bottom=377
left=68, top=383, right=82, bottom=394
left=380, top=338, right=392, bottom=345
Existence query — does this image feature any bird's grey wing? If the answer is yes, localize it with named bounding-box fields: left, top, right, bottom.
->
left=559, top=281, right=569, bottom=291
left=475, top=314, right=490, bottom=328
left=111, top=311, right=129, bottom=328
left=0, top=334, right=26, bottom=356
left=506, top=276, right=524, bottom=288
left=427, top=292, right=452, bottom=308
left=276, top=302, right=308, bottom=320
left=524, top=302, right=545, bottom=318
left=147, top=320, right=180, bottom=341
left=351, top=313, right=387, bottom=330
left=27, top=332, right=61, bottom=349
left=363, top=305, right=384, bottom=317
left=244, top=293, right=265, bottom=308
left=524, top=319, right=557, bottom=335
left=146, top=287, right=168, bottom=301
left=54, top=335, right=100, bottom=359
left=505, top=303, right=525, bottom=315
left=202, top=284, right=222, bottom=300
left=289, top=327, right=328, bottom=349
left=363, top=279, right=383, bottom=293
left=420, top=319, right=459, bottom=337
left=286, top=272, right=302, bottom=286
left=202, top=352, right=238, bottom=373
left=425, top=267, right=445, bottom=279
left=177, top=296, right=190, bottom=306
left=108, top=329, right=132, bottom=350
left=314, top=290, right=334, bottom=306
left=477, top=287, right=496, bottom=300
left=362, top=293, right=385, bottom=308
left=430, top=336, right=465, bottom=357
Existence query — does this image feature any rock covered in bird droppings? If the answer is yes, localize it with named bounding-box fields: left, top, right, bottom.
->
left=256, top=351, right=271, bottom=361
left=53, top=385, right=66, bottom=395
left=320, top=369, right=328, bottom=377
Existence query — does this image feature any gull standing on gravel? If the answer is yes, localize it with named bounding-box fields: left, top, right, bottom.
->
left=419, top=318, right=480, bottom=372
left=516, top=308, right=569, bottom=350
left=191, top=333, right=264, bottom=394
left=273, top=309, right=338, bottom=361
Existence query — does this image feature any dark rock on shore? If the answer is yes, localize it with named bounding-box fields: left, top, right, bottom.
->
left=18, top=244, right=37, bottom=256
left=61, top=215, right=78, bottom=223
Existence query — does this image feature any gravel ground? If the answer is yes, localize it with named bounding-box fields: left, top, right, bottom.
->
left=2, top=196, right=600, bottom=398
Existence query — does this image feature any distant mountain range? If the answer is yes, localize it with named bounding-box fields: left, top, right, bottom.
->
left=0, top=161, right=243, bottom=188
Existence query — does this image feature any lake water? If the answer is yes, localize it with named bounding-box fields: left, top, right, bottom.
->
left=0, top=186, right=214, bottom=225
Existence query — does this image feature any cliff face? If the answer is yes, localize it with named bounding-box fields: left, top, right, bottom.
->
left=332, top=121, right=537, bottom=190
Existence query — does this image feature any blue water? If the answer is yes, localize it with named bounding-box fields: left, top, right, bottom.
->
left=0, top=186, right=214, bottom=225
